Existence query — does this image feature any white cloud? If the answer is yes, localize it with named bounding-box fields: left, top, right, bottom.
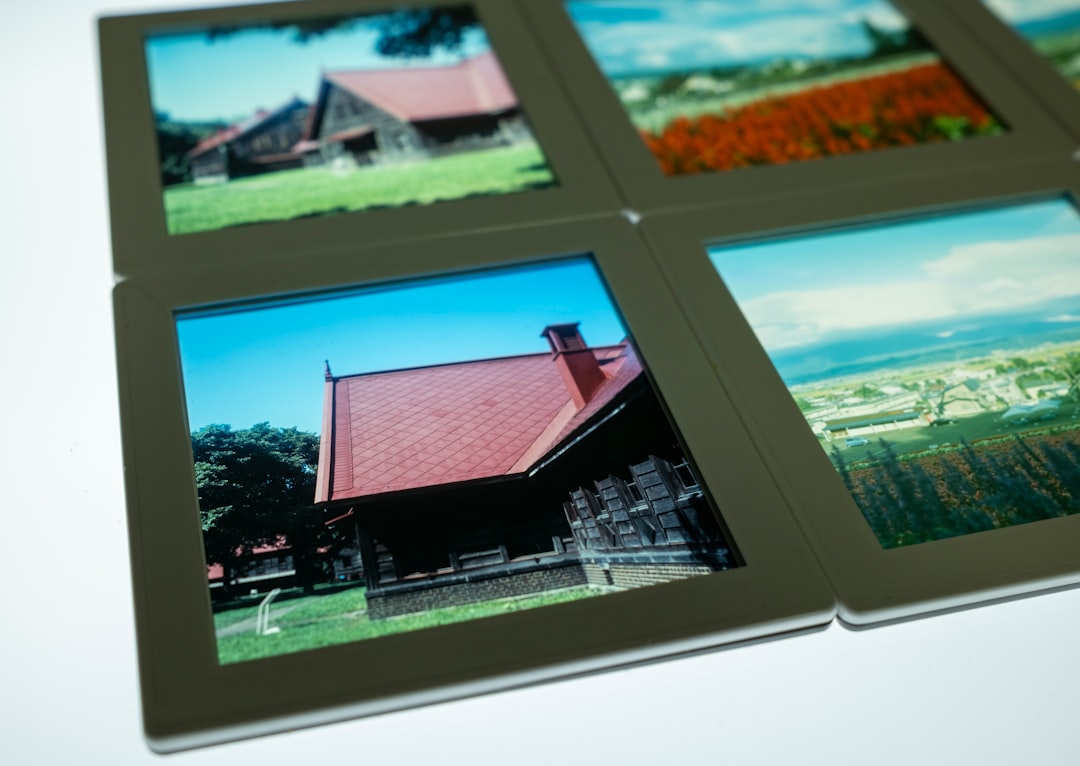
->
left=571, top=0, right=906, bottom=70
left=636, top=51, right=672, bottom=67
left=706, top=15, right=853, bottom=59
left=738, top=232, right=1080, bottom=351
left=1047, top=313, right=1080, bottom=322
left=983, top=0, right=1080, bottom=24
left=840, top=5, right=908, bottom=31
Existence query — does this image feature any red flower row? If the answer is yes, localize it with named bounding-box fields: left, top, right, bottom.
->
left=640, top=62, right=1002, bottom=175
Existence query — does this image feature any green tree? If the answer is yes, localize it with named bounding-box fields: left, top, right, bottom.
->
left=652, top=72, right=689, bottom=98
left=370, top=7, right=480, bottom=57
left=192, top=423, right=328, bottom=597
left=205, top=6, right=480, bottom=57
left=156, top=116, right=225, bottom=186
left=860, top=18, right=931, bottom=59
left=854, top=383, right=880, bottom=399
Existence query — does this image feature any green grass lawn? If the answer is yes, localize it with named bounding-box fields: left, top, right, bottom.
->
left=214, top=584, right=601, bottom=665
left=1032, top=30, right=1080, bottom=88
left=164, top=142, right=555, bottom=235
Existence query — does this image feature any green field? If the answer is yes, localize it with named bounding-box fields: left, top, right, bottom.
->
left=164, top=142, right=556, bottom=235
left=214, top=583, right=600, bottom=664
left=833, top=420, right=1080, bottom=548
left=824, top=406, right=1080, bottom=464
left=1031, top=30, right=1080, bottom=88
left=620, top=52, right=938, bottom=134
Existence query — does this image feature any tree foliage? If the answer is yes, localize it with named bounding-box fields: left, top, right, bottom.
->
left=205, top=6, right=480, bottom=57
left=854, top=383, right=880, bottom=399
left=370, top=7, right=479, bottom=57
left=860, top=18, right=931, bottom=59
left=156, top=116, right=225, bottom=186
left=836, top=431, right=1080, bottom=548
left=192, top=423, right=328, bottom=594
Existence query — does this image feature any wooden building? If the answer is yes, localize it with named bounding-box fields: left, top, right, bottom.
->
left=186, top=97, right=311, bottom=183
left=206, top=538, right=316, bottom=600
left=315, top=324, right=733, bottom=618
left=301, top=50, right=532, bottom=168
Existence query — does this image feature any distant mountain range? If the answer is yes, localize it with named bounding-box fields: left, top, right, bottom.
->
left=772, top=304, right=1080, bottom=387
left=1013, top=9, right=1080, bottom=39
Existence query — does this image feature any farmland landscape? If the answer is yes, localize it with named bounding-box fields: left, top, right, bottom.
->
left=568, top=0, right=1002, bottom=174
left=983, top=0, right=1080, bottom=89
left=711, top=198, right=1080, bottom=548
left=796, top=338, right=1080, bottom=548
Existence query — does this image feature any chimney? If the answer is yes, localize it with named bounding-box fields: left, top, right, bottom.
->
left=541, top=323, right=606, bottom=409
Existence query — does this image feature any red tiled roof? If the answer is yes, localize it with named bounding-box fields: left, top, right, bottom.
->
left=316, top=341, right=641, bottom=504
left=324, top=50, right=517, bottom=123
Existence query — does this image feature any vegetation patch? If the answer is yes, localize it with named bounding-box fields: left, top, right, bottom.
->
left=640, top=61, right=1001, bottom=175
left=164, top=143, right=555, bottom=235
left=833, top=425, right=1080, bottom=548
left=215, top=585, right=600, bottom=664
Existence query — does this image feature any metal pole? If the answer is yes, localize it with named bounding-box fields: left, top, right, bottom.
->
left=255, top=588, right=282, bottom=635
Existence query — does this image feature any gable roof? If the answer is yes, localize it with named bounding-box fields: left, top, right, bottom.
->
left=322, top=49, right=518, bottom=124
left=315, top=340, right=642, bottom=505
left=187, top=96, right=309, bottom=159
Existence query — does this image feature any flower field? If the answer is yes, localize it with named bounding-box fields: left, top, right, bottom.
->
left=835, top=427, right=1080, bottom=549
left=640, top=62, right=1002, bottom=175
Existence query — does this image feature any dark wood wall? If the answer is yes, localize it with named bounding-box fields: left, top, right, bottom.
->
left=231, top=105, right=308, bottom=162
left=337, top=381, right=733, bottom=595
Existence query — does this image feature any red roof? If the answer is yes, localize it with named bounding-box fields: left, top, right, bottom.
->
left=324, top=50, right=518, bottom=123
left=315, top=339, right=642, bottom=504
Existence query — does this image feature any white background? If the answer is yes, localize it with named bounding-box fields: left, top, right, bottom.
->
left=3, top=1, right=1079, bottom=763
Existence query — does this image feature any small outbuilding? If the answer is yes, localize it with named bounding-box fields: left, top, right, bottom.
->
left=186, top=97, right=311, bottom=182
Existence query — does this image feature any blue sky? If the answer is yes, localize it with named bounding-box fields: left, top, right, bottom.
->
left=566, top=0, right=913, bottom=76
left=708, top=197, right=1080, bottom=353
left=146, top=14, right=490, bottom=122
left=176, top=257, right=629, bottom=434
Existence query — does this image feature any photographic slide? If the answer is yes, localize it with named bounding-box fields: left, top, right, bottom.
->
left=709, top=198, right=1080, bottom=549
left=983, top=0, right=1080, bottom=90
left=176, top=257, right=736, bottom=664
left=565, top=0, right=1003, bottom=175
left=146, top=5, right=556, bottom=235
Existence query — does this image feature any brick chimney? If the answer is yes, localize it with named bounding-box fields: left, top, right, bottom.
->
left=541, top=323, right=606, bottom=409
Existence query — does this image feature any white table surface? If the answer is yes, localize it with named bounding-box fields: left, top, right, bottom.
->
left=3, top=1, right=1078, bottom=763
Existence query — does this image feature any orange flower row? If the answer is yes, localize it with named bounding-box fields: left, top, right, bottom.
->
left=640, top=62, right=1002, bottom=175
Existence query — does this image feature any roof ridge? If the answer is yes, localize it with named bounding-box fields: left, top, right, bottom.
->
left=329, top=342, right=629, bottom=382
left=331, top=350, right=552, bottom=381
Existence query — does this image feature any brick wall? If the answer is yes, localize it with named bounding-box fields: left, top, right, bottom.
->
left=583, top=561, right=715, bottom=589
left=367, top=562, right=587, bottom=619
